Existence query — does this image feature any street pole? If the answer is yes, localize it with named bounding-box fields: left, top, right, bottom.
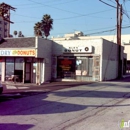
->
left=99, top=0, right=123, bottom=78
left=119, top=5, right=123, bottom=78
left=116, top=0, right=122, bottom=79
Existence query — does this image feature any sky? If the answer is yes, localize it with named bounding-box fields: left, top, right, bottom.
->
left=2, top=0, right=130, bottom=38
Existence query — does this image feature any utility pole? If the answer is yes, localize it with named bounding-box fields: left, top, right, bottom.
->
left=116, top=0, right=123, bottom=79
left=99, top=0, right=123, bottom=78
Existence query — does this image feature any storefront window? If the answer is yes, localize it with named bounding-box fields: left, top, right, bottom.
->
left=57, top=56, right=76, bottom=79
left=5, top=57, right=24, bottom=82
left=5, top=57, right=14, bottom=81
left=88, top=58, right=93, bottom=76
left=76, top=57, right=93, bottom=77
left=15, top=58, right=24, bottom=70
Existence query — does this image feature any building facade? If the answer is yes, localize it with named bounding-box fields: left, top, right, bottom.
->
left=0, top=36, right=125, bottom=84
left=0, top=37, right=52, bottom=85
left=52, top=38, right=123, bottom=82
left=52, top=33, right=129, bottom=74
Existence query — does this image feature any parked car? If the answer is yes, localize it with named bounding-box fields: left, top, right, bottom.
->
left=0, top=84, right=3, bottom=94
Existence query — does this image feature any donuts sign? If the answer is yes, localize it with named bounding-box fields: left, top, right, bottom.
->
left=0, top=49, right=36, bottom=56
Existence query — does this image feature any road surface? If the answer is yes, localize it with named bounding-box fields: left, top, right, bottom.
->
left=0, top=80, right=130, bottom=130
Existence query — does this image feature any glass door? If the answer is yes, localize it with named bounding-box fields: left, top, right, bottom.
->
left=25, top=63, right=31, bottom=83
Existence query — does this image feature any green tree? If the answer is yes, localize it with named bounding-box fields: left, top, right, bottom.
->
left=41, top=14, right=53, bottom=39
left=34, top=22, right=42, bottom=37
left=13, top=30, right=17, bottom=37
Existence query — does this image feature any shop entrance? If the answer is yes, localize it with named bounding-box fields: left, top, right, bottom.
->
left=25, top=62, right=31, bottom=83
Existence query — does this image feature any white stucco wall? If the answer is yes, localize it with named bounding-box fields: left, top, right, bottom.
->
left=53, top=38, right=123, bottom=81
left=52, top=34, right=130, bottom=61
left=102, top=39, right=118, bottom=81
left=52, top=39, right=103, bottom=55
left=53, top=39, right=103, bottom=81
left=124, top=45, right=130, bottom=60
left=36, top=37, right=52, bottom=82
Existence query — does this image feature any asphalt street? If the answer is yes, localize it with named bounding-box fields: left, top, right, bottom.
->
left=0, top=81, right=92, bottom=103
left=0, top=78, right=130, bottom=130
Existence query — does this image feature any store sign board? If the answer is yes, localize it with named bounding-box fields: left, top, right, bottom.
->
left=0, top=49, right=36, bottom=56
left=63, top=46, right=92, bottom=53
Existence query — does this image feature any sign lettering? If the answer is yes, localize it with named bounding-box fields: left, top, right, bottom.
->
left=64, top=46, right=92, bottom=53
left=0, top=49, right=36, bottom=56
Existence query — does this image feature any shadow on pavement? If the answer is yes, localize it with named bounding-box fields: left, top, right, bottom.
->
left=107, top=77, right=130, bottom=82
left=52, top=90, right=130, bottom=98
left=0, top=79, right=130, bottom=116
left=0, top=88, right=130, bottom=116
left=0, top=123, right=34, bottom=130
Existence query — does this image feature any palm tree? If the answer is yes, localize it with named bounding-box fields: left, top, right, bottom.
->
left=13, top=31, right=17, bottom=37
left=18, top=31, right=22, bottom=37
left=41, top=14, right=53, bottom=39
left=34, top=22, right=42, bottom=37
left=18, top=31, right=24, bottom=37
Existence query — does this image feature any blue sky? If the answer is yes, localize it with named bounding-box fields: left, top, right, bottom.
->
left=2, top=0, right=130, bottom=38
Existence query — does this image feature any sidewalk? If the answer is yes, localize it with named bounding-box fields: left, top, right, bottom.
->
left=2, top=81, right=94, bottom=94
left=2, top=74, right=130, bottom=94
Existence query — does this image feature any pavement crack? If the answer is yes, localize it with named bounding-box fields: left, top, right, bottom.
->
left=51, top=92, right=130, bottom=130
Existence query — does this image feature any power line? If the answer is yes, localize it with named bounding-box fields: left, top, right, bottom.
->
left=11, top=13, right=40, bottom=19
left=28, top=0, right=82, bottom=15
left=15, top=0, right=79, bottom=8
left=15, top=24, right=130, bottom=37
left=51, top=25, right=130, bottom=36
left=99, top=0, right=117, bottom=8
left=54, top=9, right=114, bottom=20
left=11, top=9, right=114, bottom=21
left=84, top=25, right=130, bottom=35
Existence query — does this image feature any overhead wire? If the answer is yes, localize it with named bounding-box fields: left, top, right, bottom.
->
left=28, top=0, right=82, bottom=15
left=51, top=25, right=130, bottom=36
left=11, top=9, right=114, bottom=21
left=84, top=25, right=130, bottom=35
left=10, top=0, right=130, bottom=37
left=15, top=0, right=79, bottom=8
left=122, top=0, right=130, bottom=23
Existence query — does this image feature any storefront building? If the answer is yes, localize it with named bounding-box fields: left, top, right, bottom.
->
left=0, top=37, right=124, bottom=84
left=0, top=37, right=52, bottom=85
left=52, top=38, right=124, bottom=81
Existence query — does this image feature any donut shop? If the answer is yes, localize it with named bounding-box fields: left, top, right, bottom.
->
left=0, top=37, right=52, bottom=85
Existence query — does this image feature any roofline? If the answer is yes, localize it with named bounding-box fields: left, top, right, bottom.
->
left=4, top=36, right=36, bottom=40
